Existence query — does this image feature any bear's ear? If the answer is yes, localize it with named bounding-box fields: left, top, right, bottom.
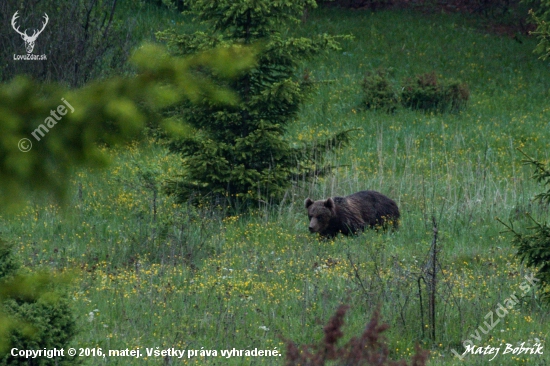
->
left=304, top=198, right=314, bottom=209
left=324, top=197, right=335, bottom=209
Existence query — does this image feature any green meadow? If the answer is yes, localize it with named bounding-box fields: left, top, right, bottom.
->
left=2, top=4, right=550, bottom=365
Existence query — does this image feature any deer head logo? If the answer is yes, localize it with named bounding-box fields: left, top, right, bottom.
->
left=11, top=11, right=49, bottom=54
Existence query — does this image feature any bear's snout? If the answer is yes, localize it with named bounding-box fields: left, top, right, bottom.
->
left=308, top=217, right=319, bottom=233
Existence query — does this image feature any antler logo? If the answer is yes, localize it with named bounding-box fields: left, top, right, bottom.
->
left=11, top=11, right=49, bottom=54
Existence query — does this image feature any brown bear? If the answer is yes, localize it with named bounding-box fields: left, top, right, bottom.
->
left=304, top=190, right=400, bottom=238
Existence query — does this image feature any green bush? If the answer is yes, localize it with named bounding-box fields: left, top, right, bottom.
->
left=1, top=298, right=77, bottom=366
left=361, top=68, right=399, bottom=112
left=0, top=241, right=18, bottom=280
left=0, top=241, right=77, bottom=364
left=401, top=72, right=469, bottom=113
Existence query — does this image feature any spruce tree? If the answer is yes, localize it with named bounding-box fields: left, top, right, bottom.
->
left=499, top=150, right=550, bottom=301
left=158, top=0, right=351, bottom=208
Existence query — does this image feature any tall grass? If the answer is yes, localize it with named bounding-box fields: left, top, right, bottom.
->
left=1, top=5, right=550, bottom=365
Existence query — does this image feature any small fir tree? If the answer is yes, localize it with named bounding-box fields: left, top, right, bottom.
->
left=499, top=150, right=550, bottom=301
left=158, top=0, right=352, bottom=208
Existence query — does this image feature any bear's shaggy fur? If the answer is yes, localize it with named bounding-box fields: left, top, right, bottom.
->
left=304, top=190, right=400, bottom=238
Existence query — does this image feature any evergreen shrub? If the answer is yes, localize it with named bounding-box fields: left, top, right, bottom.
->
left=361, top=68, right=399, bottom=112
left=0, top=240, right=77, bottom=365
left=158, top=0, right=353, bottom=209
left=401, top=72, right=469, bottom=113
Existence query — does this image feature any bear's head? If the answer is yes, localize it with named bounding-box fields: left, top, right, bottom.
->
left=304, top=197, right=335, bottom=234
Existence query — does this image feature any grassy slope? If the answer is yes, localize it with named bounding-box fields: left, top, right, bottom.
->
left=2, top=4, right=550, bottom=366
